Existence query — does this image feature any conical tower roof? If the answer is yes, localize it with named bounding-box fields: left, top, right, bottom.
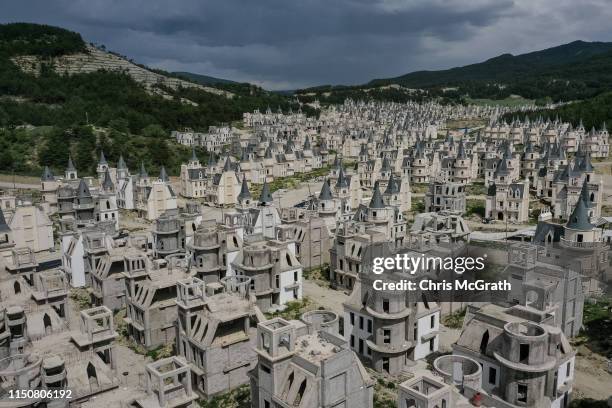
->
left=99, top=151, right=107, bottom=165
left=566, top=195, right=593, bottom=230
left=223, top=156, right=233, bottom=172
left=117, top=155, right=128, bottom=170
left=457, top=139, right=467, bottom=159
left=41, top=166, right=54, bottom=181
left=102, top=168, right=114, bottom=191
left=579, top=178, right=593, bottom=208
left=384, top=173, right=400, bottom=195
left=580, top=153, right=594, bottom=172
left=264, top=146, right=273, bottom=159
left=259, top=180, right=273, bottom=204
left=319, top=179, right=333, bottom=200
left=159, top=166, right=169, bottom=182
left=238, top=176, right=251, bottom=201
left=494, top=157, right=509, bottom=177
left=139, top=162, right=148, bottom=178
left=414, top=141, right=425, bottom=159
left=77, top=179, right=92, bottom=198
left=208, top=152, right=216, bottom=166
left=191, top=147, right=198, bottom=162
left=66, top=156, right=76, bottom=172
left=336, top=167, right=349, bottom=188
left=381, top=157, right=391, bottom=172
left=369, top=182, right=385, bottom=209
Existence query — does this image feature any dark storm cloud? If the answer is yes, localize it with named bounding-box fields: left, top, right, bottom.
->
left=2, top=0, right=612, bottom=89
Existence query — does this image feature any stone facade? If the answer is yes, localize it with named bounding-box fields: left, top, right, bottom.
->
left=250, top=313, right=374, bottom=408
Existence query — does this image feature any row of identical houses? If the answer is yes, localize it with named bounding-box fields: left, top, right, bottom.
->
left=3, top=99, right=607, bottom=407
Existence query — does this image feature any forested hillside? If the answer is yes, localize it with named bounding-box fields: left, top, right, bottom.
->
left=0, top=23, right=311, bottom=177
left=297, top=40, right=612, bottom=126
left=368, top=41, right=612, bottom=92
left=504, top=92, right=612, bottom=130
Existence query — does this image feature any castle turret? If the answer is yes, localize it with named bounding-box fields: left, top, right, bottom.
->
left=97, top=150, right=109, bottom=182
left=318, top=179, right=336, bottom=217
left=41, top=166, right=58, bottom=213
left=117, top=155, right=129, bottom=180
left=562, top=190, right=601, bottom=247
left=159, top=166, right=169, bottom=183
left=237, top=175, right=253, bottom=208
left=65, top=156, right=77, bottom=180
left=259, top=180, right=273, bottom=206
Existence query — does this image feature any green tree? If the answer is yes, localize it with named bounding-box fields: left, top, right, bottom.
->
left=0, top=143, right=13, bottom=169
left=149, top=137, right=170, bottom=167
left=108, top=118, right=129, bottom=133
left=75, top=126, right=96, bottom=174
left=142, top=124, right=166, bottom=138
left=0, top=107, right=8, bottom=126
left=38, top=128, right=68, bottom=168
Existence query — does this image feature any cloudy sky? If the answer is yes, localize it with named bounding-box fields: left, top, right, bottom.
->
left=2, top=0, right=612, bottom=90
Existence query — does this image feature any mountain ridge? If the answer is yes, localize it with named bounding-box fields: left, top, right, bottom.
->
left=367, top=40, right=612, bottom=88
left=173, top=71, right=238, bottom=86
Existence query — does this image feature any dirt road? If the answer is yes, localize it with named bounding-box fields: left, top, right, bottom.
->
left=303, top=279, right=348, bottom=313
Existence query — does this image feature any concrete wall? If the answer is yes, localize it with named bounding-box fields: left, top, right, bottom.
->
left=414, top=311, right=439, bottom=360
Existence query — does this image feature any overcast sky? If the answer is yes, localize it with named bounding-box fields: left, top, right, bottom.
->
left=2, top=0, right=612, bottom=90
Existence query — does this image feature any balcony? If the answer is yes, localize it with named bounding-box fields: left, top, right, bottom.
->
left=559, top=238, right=605, bottom=250
left=366, top=338, right=413, bottom=354
left=73, top=202, right=94, bottom=210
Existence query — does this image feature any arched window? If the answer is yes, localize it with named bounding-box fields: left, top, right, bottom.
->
left=87, top=362, right=99, bottom=387
left=480, top=330, right=489, bottom=354
left=43, top=313, right=52, bottom=333
left=13, top=281, right=21, bottom=294
left=287, top=371, right=294, bottom=390
left=295, top=379, right=307, bottom=406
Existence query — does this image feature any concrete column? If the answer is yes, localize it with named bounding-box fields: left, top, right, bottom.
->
left=185, top=371, right=192, bottom=395
left=158, top=376, right=165, bottom=406
left=110, top=346, right=116, bottom=371
left=144, top=311, right=151, bottom=347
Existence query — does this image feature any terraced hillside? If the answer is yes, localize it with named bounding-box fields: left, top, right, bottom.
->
left=11, top=44, right=232, bottom=100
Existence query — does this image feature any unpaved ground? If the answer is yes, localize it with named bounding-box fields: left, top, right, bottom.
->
left=119, top=209, right=151, bottom=232
left=572, top=345, right=612, bottom=400
left=593, top=161, right=612, bottom=211
left=303, top=279, right=348, bottom=313
left=67, top=293, right=149, bottom=392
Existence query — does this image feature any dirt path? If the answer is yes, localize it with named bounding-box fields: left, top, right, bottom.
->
left=303, top=279, right=348, bottom=314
